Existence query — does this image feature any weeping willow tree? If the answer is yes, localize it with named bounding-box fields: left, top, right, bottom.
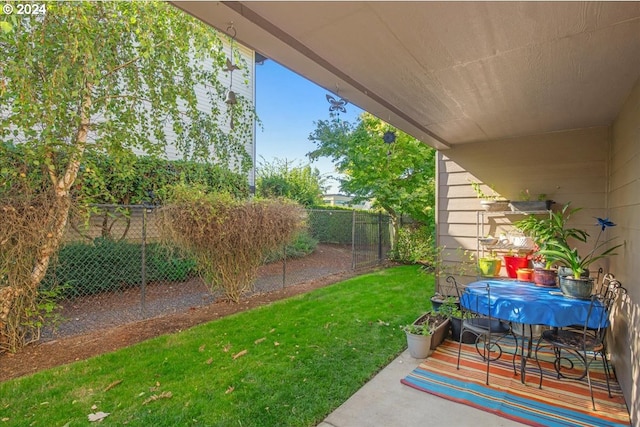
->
left=0, top=1, right=254, bottom=351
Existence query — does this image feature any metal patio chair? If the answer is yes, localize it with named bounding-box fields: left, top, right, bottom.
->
left=448, top=276, right=518, bottom=385
left=534, top=280, right=626, bottom=410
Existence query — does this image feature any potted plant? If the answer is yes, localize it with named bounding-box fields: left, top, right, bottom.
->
left=470, top=181, right=509, bottom=211
left=411, top=310, right=450, bottom=351
left=402, top=322, right=434, bottom=358
left=538, top=217, right=623, bottom=299
left=503, top=250, right=530, bottom=278
left=514, top=203, right=588, bottom=286
left=478, top=251, right=501, bottom=277
left=438, top=296, right=475, bottom=343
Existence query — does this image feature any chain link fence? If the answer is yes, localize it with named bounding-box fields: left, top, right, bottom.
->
left=40, top=206, right=392, bottom=340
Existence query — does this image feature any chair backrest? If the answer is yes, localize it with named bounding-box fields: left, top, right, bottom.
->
left=446, top=275, right=462, bottom=299
left=594, top=272, right=616, bottom=297
left=585, top=279, right=626, bottom=342
left=454, top=278, right=496, bottom=328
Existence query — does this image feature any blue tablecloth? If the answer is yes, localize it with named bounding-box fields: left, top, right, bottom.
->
left=461, top=280, right=608, bottom=329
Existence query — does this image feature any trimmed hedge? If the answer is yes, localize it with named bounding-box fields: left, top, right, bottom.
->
left=42, top=239, right=196, bottom=298
left=262, top=231, right=319, bottom=264
left=307, top=208, right=353, bottom=244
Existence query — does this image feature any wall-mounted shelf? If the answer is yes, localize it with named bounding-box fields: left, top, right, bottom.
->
left=476, top=209, right=551, bottom=277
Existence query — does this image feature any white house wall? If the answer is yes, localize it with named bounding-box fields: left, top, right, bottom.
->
left=132, top=40, right=256, bottom=187
left=163, top=42, right=255, bottom=187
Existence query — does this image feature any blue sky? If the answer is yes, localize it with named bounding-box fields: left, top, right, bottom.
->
left=254, top=60, right=362, bottom=193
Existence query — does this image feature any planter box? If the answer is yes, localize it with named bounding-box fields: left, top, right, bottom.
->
left=509, top=200, right=554, bottom=212
left=412, top=312, right=450, bottom=351
left=480, top=200, right=510, bottom=211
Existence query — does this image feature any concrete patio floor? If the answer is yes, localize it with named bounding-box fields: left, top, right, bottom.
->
left=318, top=349, right=527, bottom=427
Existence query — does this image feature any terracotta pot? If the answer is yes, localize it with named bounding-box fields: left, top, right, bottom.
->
left=533, top=268, right=557, bottom=287
left=516, top=268, right=534, bottom=282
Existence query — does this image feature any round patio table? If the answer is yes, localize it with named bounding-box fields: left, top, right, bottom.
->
left=460, top=280, right=607, bottom=383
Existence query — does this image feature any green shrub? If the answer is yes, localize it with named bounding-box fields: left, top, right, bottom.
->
left=307, top=208, right=353, bottom=244
left=390, top=225, right=436, bottom=264
left=263, top=231, right=319, bottom=263
left=42, top=239, right=196, bottom=298
left=147, top=246, right=198, bottom=282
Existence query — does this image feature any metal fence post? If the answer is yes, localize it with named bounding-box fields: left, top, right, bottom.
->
left=282, top=243, right=286, bottom=288
left=141, top=206, right=147, bottom=317
left=378, top=212, right=383, bottom=262
left=351, top=210, right=356, bottom=270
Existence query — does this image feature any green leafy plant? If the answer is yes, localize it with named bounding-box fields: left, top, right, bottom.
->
left=519, top=189, right=549, bottom=202
left=262, top=231, right=319, bottom=263
left=390, top=225, right=435, bottom=264
left=437, top=296, right=464, bottom=319
left=538, top=216, right=623, bottom=279
left=402, top=323, right=433, bottom=336
left=514, top=202, right=588, bottom=268
left=256, top=157, right=327, bottom=207
left=41, top=241, right=197, bottom=298
left=470, top=181, right=498, bottom=200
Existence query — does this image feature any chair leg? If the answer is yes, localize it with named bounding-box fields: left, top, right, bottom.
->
left=584, top=353, right=596, bottom=411
left=485, top=334, right=490, bottom=385
left=601, top=352, right=613, bottom=398
left=457, top=330, right=463, bottom=370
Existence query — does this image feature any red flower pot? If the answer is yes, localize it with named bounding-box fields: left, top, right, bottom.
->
left=503, top=255, right=529, bottom=278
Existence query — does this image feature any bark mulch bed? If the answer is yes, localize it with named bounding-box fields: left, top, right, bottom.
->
left=0, top=244, right=384, bottom=382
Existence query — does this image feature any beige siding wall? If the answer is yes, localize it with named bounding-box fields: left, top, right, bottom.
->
left=436, top=127, right=610, bottom=292
left=436, top=79, right=639, bottom=416
left=609, top=77, right=640, bottom=424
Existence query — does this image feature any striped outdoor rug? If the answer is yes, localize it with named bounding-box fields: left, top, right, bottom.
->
left=401, top=337, right=630, bottom=427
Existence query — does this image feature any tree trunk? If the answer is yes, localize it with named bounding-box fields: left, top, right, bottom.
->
left=0, top=83, right=93, bottom=352
left=29, top=85, right=91, bottom=289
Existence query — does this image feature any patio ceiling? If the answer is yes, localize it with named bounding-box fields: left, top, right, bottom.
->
left=173, top=1, right=640, bottom=151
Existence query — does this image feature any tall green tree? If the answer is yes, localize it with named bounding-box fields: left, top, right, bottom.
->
left=0, top=1, right=254, bottom=350
left=256, top=157, right=327, bottom=207
left=308, top=112, right=436, bottom=236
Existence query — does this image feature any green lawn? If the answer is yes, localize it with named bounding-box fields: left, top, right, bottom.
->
left=0, top=265, right=433, bottom=427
